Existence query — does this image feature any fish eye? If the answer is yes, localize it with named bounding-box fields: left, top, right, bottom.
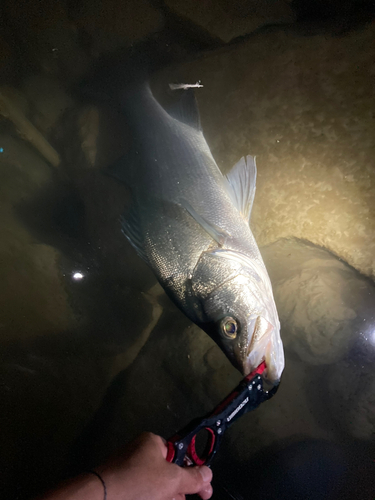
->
left=221, top=317, right=238, bottom=339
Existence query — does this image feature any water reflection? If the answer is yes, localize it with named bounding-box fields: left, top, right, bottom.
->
left=72, top=271, right=85, bottom=281
left=369, top=329, right=375, bottom=347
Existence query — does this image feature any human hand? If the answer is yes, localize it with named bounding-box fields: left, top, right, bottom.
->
left=96, top=432, right=213, bottom=500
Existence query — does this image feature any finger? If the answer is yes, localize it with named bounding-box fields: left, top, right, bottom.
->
left=198, top=483, right=213, bottom=500
left=153, top=434, right=168, bottom=459
left=176, top=466, right=213, bottom=495
left=137, top=432, right=168, bottom=459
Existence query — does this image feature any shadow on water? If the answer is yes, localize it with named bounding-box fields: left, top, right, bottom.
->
left=0, top=330, right=111, bottom=498
left=214, top=437, right=375, bottom=500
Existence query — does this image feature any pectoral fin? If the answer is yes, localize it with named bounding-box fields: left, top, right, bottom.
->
left=181, top=200, right=230, bottom=246
left=224, top=155, right=257, bottom=224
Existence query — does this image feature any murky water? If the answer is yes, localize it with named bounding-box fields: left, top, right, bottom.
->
left=1, top=2, right=375, bottom=499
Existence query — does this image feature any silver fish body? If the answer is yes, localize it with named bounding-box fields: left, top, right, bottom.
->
left=110, top=83, right=284, bottom=382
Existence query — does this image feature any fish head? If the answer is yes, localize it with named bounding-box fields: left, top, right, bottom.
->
left=192, top=250, right=284, bottom=383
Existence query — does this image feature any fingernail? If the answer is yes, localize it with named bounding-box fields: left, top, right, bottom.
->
left=198, top=466, right=213, bottom=482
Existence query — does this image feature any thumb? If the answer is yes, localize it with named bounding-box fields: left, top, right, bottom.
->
left=176, top=466, right=213, bottom=495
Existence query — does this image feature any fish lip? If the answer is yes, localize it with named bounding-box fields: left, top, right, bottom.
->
left=238, top=357, right=281, bottom=387
left=241, top=343, right=284, bottom=384
left=234, top=342, right=274, bottom=381
left=239, top=356, right=260, bottom=377
left=233, top=315, right=280, bottom=379
left=243, top=358, right=254, bottom=375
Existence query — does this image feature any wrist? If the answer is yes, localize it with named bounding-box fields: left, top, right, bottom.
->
left=40, top=473, right=104, bottom=500
left=95, top=465, right=141, bottom=500
left=86, top=472, right=107, bottom=500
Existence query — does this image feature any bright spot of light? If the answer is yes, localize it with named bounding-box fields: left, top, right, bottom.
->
left=72, top=272, right=84, bottom=281
left=370, top=329, right=375, bottom=347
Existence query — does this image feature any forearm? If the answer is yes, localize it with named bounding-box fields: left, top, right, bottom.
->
left=38, top=473, right=104, bottom=500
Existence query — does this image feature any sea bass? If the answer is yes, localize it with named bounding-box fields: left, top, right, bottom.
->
left=109, top=83, right=284, bottom=382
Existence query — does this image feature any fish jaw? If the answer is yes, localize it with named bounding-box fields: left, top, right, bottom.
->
left=233, top=316, right=284, bottom=383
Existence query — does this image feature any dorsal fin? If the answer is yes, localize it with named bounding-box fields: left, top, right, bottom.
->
left=165, top=89, right=201, bottom=131
left=224, top=155, right=257, bottom=224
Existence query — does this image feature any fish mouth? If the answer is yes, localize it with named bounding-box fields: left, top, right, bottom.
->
left=234, top=316, right=282, bottom=384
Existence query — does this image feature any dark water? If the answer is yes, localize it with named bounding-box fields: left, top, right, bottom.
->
left=1, top=1, right=375, bottom=499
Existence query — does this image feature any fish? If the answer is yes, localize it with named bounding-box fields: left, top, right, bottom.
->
left=108, top=82, right=284, bottom=383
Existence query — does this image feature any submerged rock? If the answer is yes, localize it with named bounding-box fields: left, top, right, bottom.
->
left=21, top=75, right=74, bottom=134
left=262, top=239, right=375, bottom=365
left=0, top=134, right=75, bottom=340
left=164, top=0, right=295, bottom=43
left=2, top=0, right=89, bottom=81
left=262, top=238, right=375, bottom=439
left=70, top=0, right=165, bottom=57
left=156, top=22, right=375, bottom=280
